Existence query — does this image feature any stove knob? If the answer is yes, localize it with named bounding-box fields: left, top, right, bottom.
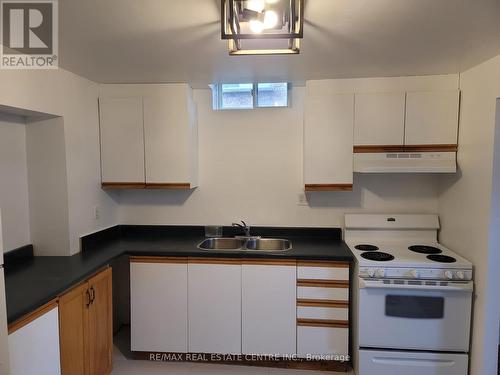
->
left=409, top=269, right=419, bottom=278
left=444, top=271, right=454, bottom=280
left=456, top=271, right=465, bottom=280
left=375, top=269, right=386, bottom=278
left=367, top=269, right=375, bottom=278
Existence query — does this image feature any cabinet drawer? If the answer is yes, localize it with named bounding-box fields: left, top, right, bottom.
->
left=297, top=306, right=348, bottom=321
left=297, top=286, right=349, bottom=301
left=297, top=326, right=349, bottom=357
left=297, top=265, right=349, bottom=281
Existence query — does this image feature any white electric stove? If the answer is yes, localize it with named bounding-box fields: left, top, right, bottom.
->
left=345, top=214, right=473, bottom=375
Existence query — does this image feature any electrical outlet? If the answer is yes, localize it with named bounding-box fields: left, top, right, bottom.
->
left=298, top=192, right=309, bottom=206
left=93, top=205, right=100, bottom=220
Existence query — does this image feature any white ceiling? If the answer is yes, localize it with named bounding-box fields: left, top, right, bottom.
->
left=59, top=0, right=500, bottom=88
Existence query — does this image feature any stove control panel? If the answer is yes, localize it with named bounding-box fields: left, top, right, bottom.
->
left=359, top=267, right=473, bottom=281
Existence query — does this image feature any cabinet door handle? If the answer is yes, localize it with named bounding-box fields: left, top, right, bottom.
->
left=90, top=286, right=96, bottom=304
left=86, top=289, right=91, bottom=308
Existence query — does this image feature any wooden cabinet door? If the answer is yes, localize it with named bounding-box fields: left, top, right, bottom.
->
left=242, top=263, right=296, bottom=355
left=130, top=258, right=188, bottom=352
left=87, top=268, right=113, bottom=375
left=59, top=282, right=89, bottom=375
left=405, top=90, right=460, bottom=146
left=354, top=92, right=406, bottom=146
left=99, top=97, right=145, bottom=184
left=304, top=92, right=354, bottom=189
left=188, top=261, right=241, bottom=354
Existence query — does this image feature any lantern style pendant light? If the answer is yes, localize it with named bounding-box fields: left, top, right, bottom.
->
left=221, top=0, right=304, bottom=55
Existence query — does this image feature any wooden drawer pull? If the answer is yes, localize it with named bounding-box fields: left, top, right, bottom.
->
left=297, top=318, right=349, bottom=328
left=297, top=299, right=348, bottom=308
left=297, top=279, right=349, bottom=288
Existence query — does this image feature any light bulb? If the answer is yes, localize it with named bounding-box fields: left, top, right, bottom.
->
left=246, top=0, right=265, bottom=13
left=263, top=10, right=278, bottom=29
left=249, top=20, right=265, bottom=33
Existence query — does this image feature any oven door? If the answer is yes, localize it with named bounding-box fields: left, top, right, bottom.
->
left=358, top=278, right=472, bottom=351
left=359, top=349, right=468, bottom=375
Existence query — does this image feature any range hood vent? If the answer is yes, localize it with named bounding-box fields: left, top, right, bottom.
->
left=354, top=152, right=457, bottom=173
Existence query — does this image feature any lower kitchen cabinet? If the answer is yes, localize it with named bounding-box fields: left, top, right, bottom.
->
left=59, top=267, right=113, bottom=375
left=297, top=325, right=349, bottom=357
left=242, top=260, right=296, bottom=355
left=130, top=257, right=188, bottom=352
left=8, top=302, right=61, bottom=375
left=188, top=259, right=242, bottom=354
left=127, top=256, right=351, bottom=363
left=296, top=261, right=350, bottom=358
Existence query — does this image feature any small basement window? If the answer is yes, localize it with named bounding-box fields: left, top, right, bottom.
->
left=211, top=82, right=290, bottom=110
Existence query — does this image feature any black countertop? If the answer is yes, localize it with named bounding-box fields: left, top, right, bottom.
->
left=4, top=225, right=353, bottom=324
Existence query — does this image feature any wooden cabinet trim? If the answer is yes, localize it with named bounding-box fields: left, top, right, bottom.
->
left=353, top=144, right=458, bottom=153
left=297, top=279, right=349, bottom=288
left=304, top=184, right=353, bottom=192
left=241, top=259, right=296, bottom=266
left=297, top=261, right=349, bottom=268
left=297, top=299, right=349, bottom=308
left=297, top=318, right=349, bottom=328
left=353, top=145, right=405, bottom=153
left=188, top=257, right=241, bottom=265
left=102, top=182, right=145, bottom=189
left=145, top=183, right=192, bottom=189
left=130, top=256, right=188, bottom=264
left=8, top=298, right=58, bottom=334
left=403, top=144, right=458, bottom=152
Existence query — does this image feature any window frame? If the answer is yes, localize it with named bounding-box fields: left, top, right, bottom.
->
left=212, top=82, right=291, bottom=110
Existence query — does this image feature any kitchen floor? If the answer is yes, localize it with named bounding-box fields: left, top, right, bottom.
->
left=111, top=347, right=353, bottom=375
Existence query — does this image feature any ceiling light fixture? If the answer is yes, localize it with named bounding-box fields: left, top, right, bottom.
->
left=221, top=0, right=304, bottom=55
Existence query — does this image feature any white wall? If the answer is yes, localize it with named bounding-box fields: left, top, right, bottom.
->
left=438, top=54, right=500, bottom=375
left=26, top=117, right=71, bottom=256
left=117, top=87, right=441, bottom=227
left=0, top=113, right=30, bottom=251
left=0, top=69, right=119, bottom=255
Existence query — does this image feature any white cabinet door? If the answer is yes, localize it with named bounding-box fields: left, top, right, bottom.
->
left=9, top=306, right=61, bottom=375
left=242, top=264, right=296, bottom=355
left=405, top=90, right=460, bottom=145
left=304, top=92, right=354, bottom=187
left=297, top=326, right=349, bottom=358
left=354, top=92, right=405, bottom=146
left=99, top=97, right=145, bottom=183
left=130, top=260, right=188, bottom=353
left=188, top=263, right=241, bottom=354
left=143, top=88, right=197, bottom=186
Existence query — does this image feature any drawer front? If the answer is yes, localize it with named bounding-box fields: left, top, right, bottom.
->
left=297, top=266, right=349, bottom=281
left=297, top=326, right=349, bottom=357
left=297, top=286, right=349, bottom=301
left=297, top=306, right=348, bottom=321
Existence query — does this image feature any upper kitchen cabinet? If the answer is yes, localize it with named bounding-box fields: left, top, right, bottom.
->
left=99, top=97, right=145, bottom=187
left=405, top=90, right=460, bottom=146
left=354, top=92, right=406, bottom=147
left=304, top=88, right=355, bottom=191
left=99, top=84, right=198, bottom=189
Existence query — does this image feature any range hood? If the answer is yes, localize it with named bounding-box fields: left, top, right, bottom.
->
left=354, top=151, right=457, bottom=173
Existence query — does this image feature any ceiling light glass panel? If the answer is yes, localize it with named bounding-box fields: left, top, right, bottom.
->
left=221, top=0, right=304, bottom=55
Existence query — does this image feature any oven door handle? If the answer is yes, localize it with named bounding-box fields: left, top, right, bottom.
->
left=359, top=279, right=473, bottom=292
left=372, top=356, right=459, bottom=367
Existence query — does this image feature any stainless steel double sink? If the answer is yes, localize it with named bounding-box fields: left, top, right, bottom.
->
left=197, top=237, right=292, bottom=252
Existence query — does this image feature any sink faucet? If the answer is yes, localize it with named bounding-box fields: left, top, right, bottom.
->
left=232, top=220, right=250, bottom=236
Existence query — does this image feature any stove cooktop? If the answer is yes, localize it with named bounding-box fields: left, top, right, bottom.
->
left=347, top=241, right=471, bottom=269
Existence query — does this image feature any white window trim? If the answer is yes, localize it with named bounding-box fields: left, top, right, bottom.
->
left=212, top=83, right=291, bottom=110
